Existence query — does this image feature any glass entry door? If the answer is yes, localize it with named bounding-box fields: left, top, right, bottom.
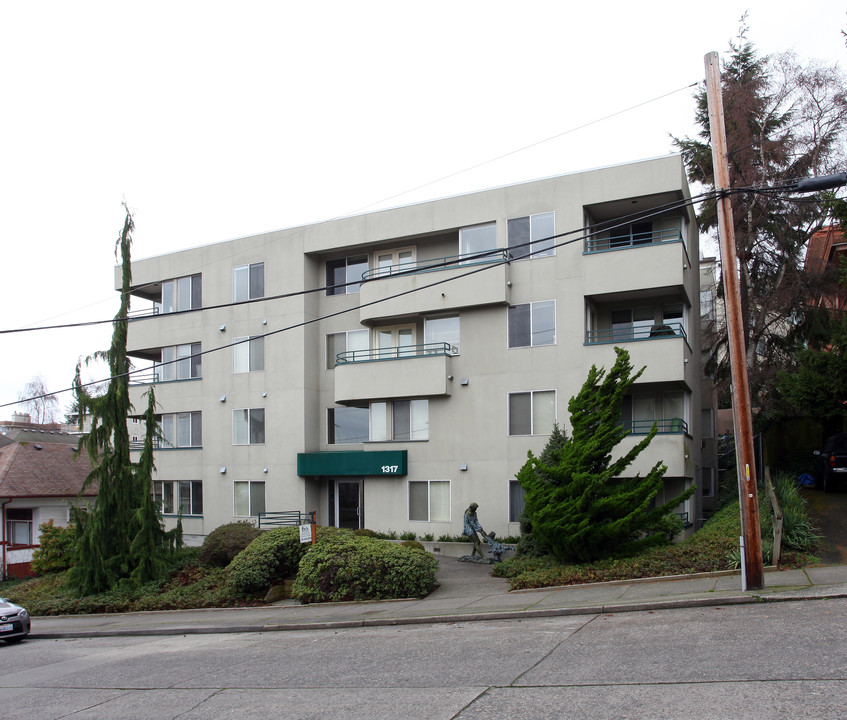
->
left=335, top=479, right=362, bottom=529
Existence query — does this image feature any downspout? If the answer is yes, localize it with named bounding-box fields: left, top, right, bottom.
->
left=1, top=498, right=10, bottom=581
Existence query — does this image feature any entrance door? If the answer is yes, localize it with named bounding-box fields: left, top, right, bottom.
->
left=335, top=479, right=362, bottom=529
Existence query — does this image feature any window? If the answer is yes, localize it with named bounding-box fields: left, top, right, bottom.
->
left=409, top=480, right=450, bottom=522
left=159, top=343, right=201, bottom=381
left=509, top=480, right=525, bottom=523
left=621, top=395, right=656, bottom=433
left=508, top=211, right=555, bottom=259
left=160, top=274, right=201, bottom=313
left=154, top=481, right=203, bottom=515
left=375, top=325, right=415, bottom=358
left=508, top=301, right=555, bottom=347
left=6, top=508, right=33, bottom=545
left=233, top=408, right=265, bottom=445
left=234, top=481, right=266, bottom=517
left=375, top=247, right=415, bottom=276
left=371, top=400, right=429, bottom=441
left=424, top=316, right=460, bottom=354
left=233, top=336, right=265, bottom=373
left=326, top=329, right=368, bottom=368
left=233, top=262, right=265, bottom=302
left=610, top=307, right=653, bottom=341
left=702, top=408, right=715, bottom=439
left=700, top=290, right=715, bottom=320
left=609, top=221, right=653, bottom=248
left=326, top=255, right=368, bottom=295
left=161, top=412, right=202, bottom=448
left=328, top=406, right=369, bottom=444
left=459, top=222, right=497, bottom=262
left=701, top=467, right=716, bottom=497
left=509, top=390, right=555, bottom=435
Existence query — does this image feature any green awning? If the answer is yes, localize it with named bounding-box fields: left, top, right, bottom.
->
left=297, top=450, right=408, bottom=477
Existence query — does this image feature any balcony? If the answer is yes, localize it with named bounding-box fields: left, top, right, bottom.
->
left=585, top=227, right=682, bottom=253
left=359, top=251, right=511, bottom=324
left=334, top=343, right=454, bottom=404
left=583, top=238, right=691, bottom=298
left=586, top=322, right=687, bottom=345
left=622, top=418, right=689, bottom=435
left=615, top=432, right=692, bottom=477
left=583, top=331, right=690, bottom=385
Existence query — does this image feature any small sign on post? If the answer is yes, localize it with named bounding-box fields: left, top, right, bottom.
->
left=299, top=524, right=312, bottom=544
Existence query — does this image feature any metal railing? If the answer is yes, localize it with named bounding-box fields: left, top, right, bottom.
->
left=258, top=510, right=313, bottom=529
left=585, top=227, right=682, bottom=253
left=336, top=341, right=456, bottom=365
left=361, top=249, right=509, bottom=280
left=586, top=322, right=687, bottom=344
left=129, top=371, right=160, bottom=386
left=621, top=418, right=689, bottom=434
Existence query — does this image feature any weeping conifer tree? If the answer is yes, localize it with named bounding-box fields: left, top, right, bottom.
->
left=517, top=347, right=693, bottom=564
left=69, top=205, right=175, bottom=595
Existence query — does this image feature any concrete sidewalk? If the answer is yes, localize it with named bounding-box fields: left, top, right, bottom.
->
left=27, top=560, right=847, bottom=640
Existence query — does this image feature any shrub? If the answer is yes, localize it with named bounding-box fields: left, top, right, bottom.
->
left=292, top=535, right=438, bottom=603
left=30, top=521, right=76, bottom=575
left=421, top=533, right=435, bottom=541
left=401, top=540, right=425, bottom=551
left=226, top=526, right=346, bottom=594
left=399, top=531, right=417, bottom=541
left=198, top=522, right=262, bottom=568
left=353, top=528, right=377, bottom=537
left=437, top=534, right=453, bottom=543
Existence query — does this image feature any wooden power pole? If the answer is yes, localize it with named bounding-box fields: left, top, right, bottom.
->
left=704, top=51, right=765, bottom=591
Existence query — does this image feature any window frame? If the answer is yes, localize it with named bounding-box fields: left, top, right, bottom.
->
left=326, top=255, right=369, bottom=296
left=326, top=329, right=369, bottom=368
left=233, top=481, right=266, bottom=517
left=327, top=406, right=370, bottom=444
left=508, top=390, right=556, bottom=436
left=370, top=399, right=429, bottom=441
left=507, top=211, right=555, bottom=260
left=160, top=274, right=202, bottom=314
left=408, top=480, right=451, bottom=522
left=159, top=342, right=201, bottom=382
left=424, top=315, right=460, bottom=354
left=459, top=222, right=497, bottom=263
left=233, top=336, right=265, bottom=373
left=508, top=479, right=525, bottom=523
left=5, top=508, right=33, bottom=546
left=154, top=480, right=203, bottom=516
left=508, top=300, right=556, bottom=348
left=160, top=411, right=202, bottom=448
left=233, top=408, right=266, bottom=445
left=233, top=262, right=265, bottom=302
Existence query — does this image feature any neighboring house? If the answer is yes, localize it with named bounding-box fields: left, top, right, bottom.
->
left=120, top=154, right=708, bottom=544
left=804, top=224, right=847, bottom=312
left=0, top=441, right=95, bottom=579
left=698, top=257, right=720, bottom=516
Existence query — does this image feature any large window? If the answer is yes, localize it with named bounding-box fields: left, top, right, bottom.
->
left=233, top=408, right=265, bottom=445
left=5, top=508, right=33, bottom=546
left=409, top=480, right=450, bottom=522
left=234, top=262, right=265, bottom=302
left=160, top=274, right=201, bottom=313
left=326, top=255, right=368, bottom=295
left=508, top=301, right=555, bottom=347
left=610, top=306, right=653, bottom=341
left=371, top=400, right=429, bottom=441
left=459, top=222, right=497, bottom=262
left=509, top=390, right=555, bottom=435
left=159, top=343, right=201, bottom=382
left=424, top=316, right=460, bottom=354
left=375, top=247, right=415, bottom=276
left=326, top=329, right=369, bottom=368
left=154, top=481, right=203, bottom=515
left=328, top=406, right=369, bottom=444
left=508, top=211, right=555, bottom=259
left=233, top=336, right=265, bottom=373
left=234, top=481, right=266, bottom=517
left=161, top=412, right=202, bottom=448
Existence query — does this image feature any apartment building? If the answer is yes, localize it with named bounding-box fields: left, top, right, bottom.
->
left=121, top=155, right=706, bottom=543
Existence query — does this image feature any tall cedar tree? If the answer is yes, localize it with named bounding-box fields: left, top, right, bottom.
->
left=517, top=347, right=692, bottom=564
left=69, top=206, right=173, bottom=595
left=673, top=20, right=847, bottom=413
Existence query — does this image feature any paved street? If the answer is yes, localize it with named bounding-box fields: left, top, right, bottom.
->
left=3, top=598, right=846, bottom=719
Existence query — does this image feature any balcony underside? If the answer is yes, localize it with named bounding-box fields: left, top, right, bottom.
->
left=334, top=354, right=452, bottom=404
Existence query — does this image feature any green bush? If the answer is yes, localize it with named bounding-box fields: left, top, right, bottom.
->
left=399, top=531, right=417, bottom=541
left=226, top=526, right=345, bottom=593
left=421, top=533, right=435, bottom=541
left=292, top=534, right=438, bottom=603
left=401, top=540, right=425, bottom=551
left=30, top=521, right=76, bottom=575
left=198, top=522, right=262, bottom=568
left=353, top=528, right=377, bottom=537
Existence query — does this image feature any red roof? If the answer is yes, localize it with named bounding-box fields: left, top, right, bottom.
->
left=0, top=442, right=97, bottom=498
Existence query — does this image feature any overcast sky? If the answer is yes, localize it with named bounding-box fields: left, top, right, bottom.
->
left=1, top=0, right=845, bottom=419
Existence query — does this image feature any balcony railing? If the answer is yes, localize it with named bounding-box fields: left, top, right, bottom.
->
left=621, top=418, right=689, bottom=435
left=129, top=371, right=160, bottom=386
left=586, top=322, right=687, bottom=344
left=336, top=342, right=456, bottom=365
left=585, top=227, right=682, bottom=253
left=361, top=250, right=509, bottom=280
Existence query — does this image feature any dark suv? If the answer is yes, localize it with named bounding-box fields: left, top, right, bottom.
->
left=815, top=433, right=847, bottom=492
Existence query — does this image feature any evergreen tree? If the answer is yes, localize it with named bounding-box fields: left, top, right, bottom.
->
left=69, top=205, right=173, bottom=595
left=673, top=19, right=847, bottom=411
left=517, top=347, right=692, bottom=564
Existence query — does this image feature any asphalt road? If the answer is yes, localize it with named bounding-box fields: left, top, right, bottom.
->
left=2, top=598, right=846, bottom=719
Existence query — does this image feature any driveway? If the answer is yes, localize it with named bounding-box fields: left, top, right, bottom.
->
left=802, top=486, right=847, bottom=564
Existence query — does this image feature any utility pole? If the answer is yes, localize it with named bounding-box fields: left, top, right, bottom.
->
left=704, top=51, right=765, bottom=591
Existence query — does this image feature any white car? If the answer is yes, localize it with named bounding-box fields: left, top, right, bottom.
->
left=0, top=598, right=31, bottom=644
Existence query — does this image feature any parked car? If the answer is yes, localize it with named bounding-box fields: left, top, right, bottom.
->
left=0, top=598, right=30, bottom=644
left=814, top=433, right=847, bottom=493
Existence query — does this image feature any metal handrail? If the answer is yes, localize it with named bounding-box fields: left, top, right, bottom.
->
left=585, top=227, right=682, bottom=253
left=586, top=322, right=687, bottom=344
left=621, top=418, right=689, bottom=434
left=129, top=372, right=160, bottom=386
left=361, top=249, right=509, bottom=280
left=258, top=510, right=311, bottom=529
left=336, top=341, right=456, bottom=365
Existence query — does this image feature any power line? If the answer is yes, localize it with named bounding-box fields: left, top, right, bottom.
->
left=2, top=193, right=709, bottom=411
